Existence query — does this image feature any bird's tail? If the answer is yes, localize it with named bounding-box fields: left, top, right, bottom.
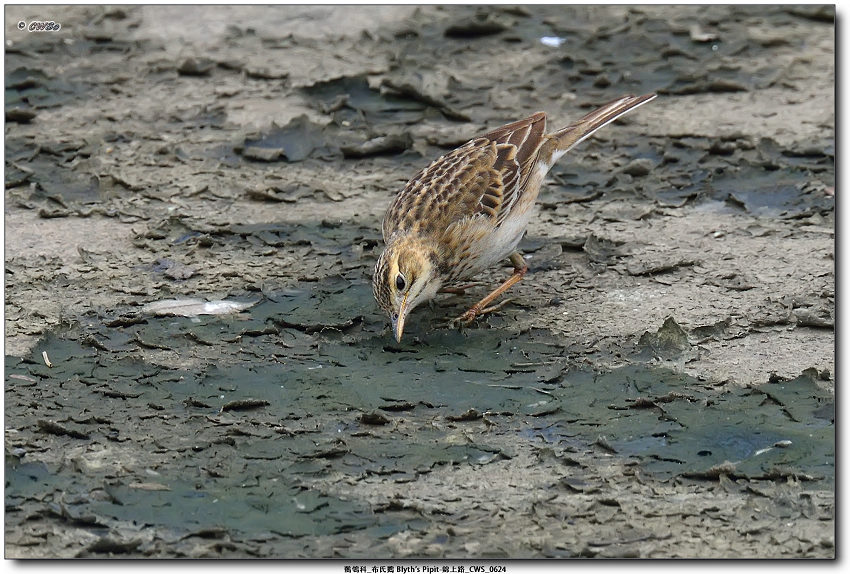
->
left=542, top=93, right=656, bottom=169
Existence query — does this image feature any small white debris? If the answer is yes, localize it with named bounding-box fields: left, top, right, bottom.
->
left=201, top=300, right=251, bottom=315
left=540, top=36, right=566, bottom=48
left=142, top=298, right=257, bottom=317
left=42, top=351, right=53, bottom=368
left=689, top=24, right=718, bottom=43
left=773, top=440, right=793, bottom=448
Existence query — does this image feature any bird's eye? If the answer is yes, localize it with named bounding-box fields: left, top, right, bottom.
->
left=395, top=274, right=406, bottom=291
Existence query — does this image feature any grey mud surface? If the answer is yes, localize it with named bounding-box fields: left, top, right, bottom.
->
left=4, top=5, right=834, bottom=558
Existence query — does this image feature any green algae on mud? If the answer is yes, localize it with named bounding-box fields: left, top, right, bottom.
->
left=5, top=277, right=834, bottom=549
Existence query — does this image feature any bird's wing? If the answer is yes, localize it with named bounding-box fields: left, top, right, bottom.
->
left=382, top=113, right=548, bottom=240
left=382, top=138, right=494, bottom=240
left=480, top=112, right=547, bottom=225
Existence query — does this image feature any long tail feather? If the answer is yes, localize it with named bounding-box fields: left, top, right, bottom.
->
left=543, top=93, right=656, bottom=167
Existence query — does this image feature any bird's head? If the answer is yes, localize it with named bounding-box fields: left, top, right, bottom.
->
left=372, top=237, right=442, bottom=342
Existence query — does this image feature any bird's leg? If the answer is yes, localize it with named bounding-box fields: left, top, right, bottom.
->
left=454, top=252, right=527, bottom=325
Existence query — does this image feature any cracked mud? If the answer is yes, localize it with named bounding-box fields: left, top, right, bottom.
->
left=4, top=5, right=834, bottom=558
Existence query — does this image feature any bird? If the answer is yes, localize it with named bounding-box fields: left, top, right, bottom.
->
left=373, top=93, right=656, bottom=342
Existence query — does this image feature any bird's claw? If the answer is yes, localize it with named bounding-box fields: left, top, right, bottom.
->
left=448, top=298, right=514, bottom=329
left=444, top=309, right=477, bottom=330
left=455, top=308, right=481, bottom=326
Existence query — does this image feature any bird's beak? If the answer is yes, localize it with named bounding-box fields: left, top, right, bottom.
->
left=392, top=293, right=410, bottom=342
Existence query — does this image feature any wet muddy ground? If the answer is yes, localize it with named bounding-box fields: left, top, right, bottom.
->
left=4, top=5, right=834, bottom=558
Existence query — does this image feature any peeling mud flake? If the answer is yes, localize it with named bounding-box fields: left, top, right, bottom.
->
left=128, top=482, right=171, bottom=491
left=621, top=158, right=655, bottom=177
left=358, top=412, right=390, bottom=425
left=444, top=13, right=508, bottom=38
left=80, top=537, right=143, bottom=557
left=177, top=57, right=216, bottom=76
left=340, top=133, right=413, bottom=158
left=627, top=256, right=697, bottom=276
left=445, top=408, right=483, bottom=422
left=220, top=399, right=271, bottom=413
left=637, top=317, right=694, bottom=360
left=36, top=419, right=90, bottom=440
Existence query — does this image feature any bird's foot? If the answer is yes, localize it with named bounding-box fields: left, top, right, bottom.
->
left=449, top=298, right=514, bottom=328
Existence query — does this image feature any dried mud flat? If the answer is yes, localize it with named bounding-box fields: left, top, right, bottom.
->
left=4, top=5, right=834, bottom=559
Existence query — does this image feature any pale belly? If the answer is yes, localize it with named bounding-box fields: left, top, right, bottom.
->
left=446, top=203, right=537, bottom=283
left=479, top=206, right=535, bottom=266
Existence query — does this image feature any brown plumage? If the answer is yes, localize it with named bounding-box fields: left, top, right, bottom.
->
left=373, top=93, right=656, bottom=341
